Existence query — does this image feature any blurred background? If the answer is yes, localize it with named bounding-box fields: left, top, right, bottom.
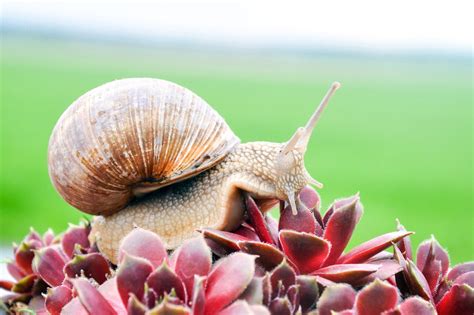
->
left=0, top=0, right=472, bottom=263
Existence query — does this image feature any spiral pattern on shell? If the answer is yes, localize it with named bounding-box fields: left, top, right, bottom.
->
left=48, top=78, right=240, bottom=216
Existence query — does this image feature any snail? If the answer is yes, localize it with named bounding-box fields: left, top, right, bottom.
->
left=48, top=78, right=340, bottom=262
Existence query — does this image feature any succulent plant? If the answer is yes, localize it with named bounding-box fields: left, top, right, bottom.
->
left=393, top=222, right=474, bottom=314
left=202, top=187, right=411, bottom=287
left=1, top=189, right=473, bottom=315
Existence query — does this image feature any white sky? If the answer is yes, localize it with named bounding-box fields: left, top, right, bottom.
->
left=2, top=0, right=473, bottom=53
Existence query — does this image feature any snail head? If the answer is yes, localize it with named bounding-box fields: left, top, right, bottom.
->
left=274, top=82, right=341, bottom=214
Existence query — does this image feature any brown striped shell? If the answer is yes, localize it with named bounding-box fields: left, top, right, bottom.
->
left=48, top=78, right=240, bottom=216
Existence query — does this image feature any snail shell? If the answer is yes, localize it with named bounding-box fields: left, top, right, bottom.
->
left=48, top=78, right=240, bottom=216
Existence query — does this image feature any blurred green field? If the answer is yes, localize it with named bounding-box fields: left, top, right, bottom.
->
left=1, top=36, right=472, bottom=263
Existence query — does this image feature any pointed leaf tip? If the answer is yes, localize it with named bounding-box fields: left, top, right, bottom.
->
left=322, top=195, right=363, bottom=266
left=417, top=236, right=450, bottom=280
left=64, top=252, right=110, bottom=284
left=147, top=261, right=187, bottom=302
left=245, top=195, right=275, bottom=245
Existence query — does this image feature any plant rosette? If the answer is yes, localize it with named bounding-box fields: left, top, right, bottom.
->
left=1, top=187, right=473, bottom=314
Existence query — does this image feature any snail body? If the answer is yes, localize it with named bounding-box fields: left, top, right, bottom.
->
left=48, top=78, right=340, bottom=262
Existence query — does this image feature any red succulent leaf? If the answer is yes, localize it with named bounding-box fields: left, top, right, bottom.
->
left=395, top=220, right=412, bottom=261
left=454, top=271, right=474, bottom=287
left=436, top=284, right=474, bottom=315
left=170, top=237, right=212, bottom=299
left=338, top=230, right=412, bottom=264
left=316, top=283, right=356, bottom=315
left=323, top=194, right=358, bottom=225
left=268, top=297, right=292, bottom=315
left=420, top=255, right=442, bottom=294
left=279, top=202, right=317, bottom=234
left=233, top=224, right=260, bottom=241
left=384, top=297, right=436, bottom=315
left=322, top=195, right=363, bottom=266
left=202, top=228, right=250, bottom=252
left=245, top=195, right=275, bottom=245
left=62, top=225, right=90, bottom=258
left=0, top=279, right=14, bottom=291
left=299, top=186, right=320, bottom=211
left=192, top=276, right=206, bottom=315
left=239, top=241, right=285, bottom=271
left=32, top=245, right=67, bottom=287
left=447, top=262, right=474, bottom=282
left=205, top=253, right=256, bottom=315
left=147, top=261, right=187, bottom=302
left=7, top=262, right=26, bottom=281
left=416, top=236, right=450, bottom=279
left=394, top=246, right=433, bottom=302
left=64, top=252, right=111, bottom=284
left=11, top=274, right=37, bottom=293
left=116, top=253, right=153, bottom=306
left=239, top=277, right=263, bottom=305
left=407, top=259, right=434, bottom=301
left=264, top=215, right=280, bottom=245
left=147, top=298, right=191, bottom=315
left=118, top=227, right=167, bottom=268
left=217, top=300, right=263, bottom=315
left=270, top=260, right=296, bottom=298
left=279, top=230, right=330, bottom=274
left=312, top=264, right=379, bottom=284
left=71, top=278, right=117, bottom=315
left=354, top=279, right=399, bottom=315
left=25, top=228, right=43, bottom=243
left=45, top=285, right=73, bottom=315
left=127, top=294, right=147, bottom=315
left=354, top=259, right=403, bottom=286
left=27, top=295, right=47, bottom=315
left=296, top=275, right=319, bottom=312
left=15, top=240, right=41, bottom=274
